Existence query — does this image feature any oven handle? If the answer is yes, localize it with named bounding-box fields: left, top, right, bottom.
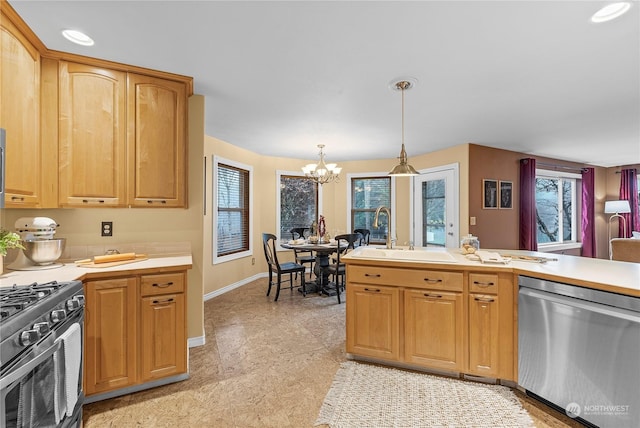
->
left=0, top=340, right=62, bottom=390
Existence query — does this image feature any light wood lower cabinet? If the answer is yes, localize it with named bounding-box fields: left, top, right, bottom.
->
left=345, top=264, right=515, bottom=381
left=84, top=277, right=138, bottom=395
left=468, top=293, right=500, bottom=377
left=346, top=283, right=400, bottom=361
left=140, top=272, right=187, bottom=382
left=404, top=289, right=464, bottom=371
left=84, top=270, right=188, bottom=399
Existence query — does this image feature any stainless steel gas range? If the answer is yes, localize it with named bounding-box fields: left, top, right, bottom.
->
left=0, top=280, right=85, bottom=428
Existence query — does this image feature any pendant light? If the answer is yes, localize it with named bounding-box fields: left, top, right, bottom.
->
left=389, top=80, right=419, bottom=176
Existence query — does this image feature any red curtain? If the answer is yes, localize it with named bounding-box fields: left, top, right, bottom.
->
left=580, top=168, right=596, bottom=257
left=619, top=169, right=639, bottom=238
left=519, top=158, right=537, bottom=250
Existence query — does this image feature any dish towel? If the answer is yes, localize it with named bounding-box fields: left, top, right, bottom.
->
left=55, top=322, right=82, bottom=417
left=53, top=342, right=67, bottom=423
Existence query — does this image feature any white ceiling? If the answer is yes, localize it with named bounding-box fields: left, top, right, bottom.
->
left=8, top=0, right=640, bottom=167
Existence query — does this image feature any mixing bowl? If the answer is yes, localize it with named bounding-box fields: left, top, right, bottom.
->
left=22, top=238, right=66, bottom=265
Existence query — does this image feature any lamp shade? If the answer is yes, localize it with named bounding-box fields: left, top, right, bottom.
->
left=604, top=200, right=631, bottom=214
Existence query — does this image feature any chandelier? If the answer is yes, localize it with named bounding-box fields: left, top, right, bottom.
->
left=302, top=144, right=342, bottom=185
left=389, top=80, right=419, bottom=176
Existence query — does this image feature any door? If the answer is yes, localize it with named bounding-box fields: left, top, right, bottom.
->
left=413, top=164, right=459, bottom=248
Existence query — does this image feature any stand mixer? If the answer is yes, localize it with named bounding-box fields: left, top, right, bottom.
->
left=8, top=217, right=66, bottom=270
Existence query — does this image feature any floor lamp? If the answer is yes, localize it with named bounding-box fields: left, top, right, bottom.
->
left=605, top=200, right=631, bottom=259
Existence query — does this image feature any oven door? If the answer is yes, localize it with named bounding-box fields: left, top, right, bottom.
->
left=1, top=313, right=83, bottom=428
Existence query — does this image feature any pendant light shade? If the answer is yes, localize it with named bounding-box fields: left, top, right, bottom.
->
left=389, top=80, right=419, bottom=176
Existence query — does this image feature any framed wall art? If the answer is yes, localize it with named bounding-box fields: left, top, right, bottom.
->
left=499, top=180, right=513, bottom=209
left=483, top=179, right=498, bottom=209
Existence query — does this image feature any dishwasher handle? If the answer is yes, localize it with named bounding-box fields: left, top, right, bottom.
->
left=520, top=287, right=640, bottom=323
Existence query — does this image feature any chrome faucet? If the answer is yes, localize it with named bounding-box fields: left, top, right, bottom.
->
left=373, top=206, right=393, bottom=249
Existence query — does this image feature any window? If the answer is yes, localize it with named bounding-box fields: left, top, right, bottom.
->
left=277, top=173, right=318, bottom=242
left=214, top=157, right=252, bottom=263
left=535, top=170, right=579, bottom=246
left=351, top=176, right=391, bottom=245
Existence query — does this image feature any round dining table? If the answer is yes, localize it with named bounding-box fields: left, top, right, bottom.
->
left=280, top=240, right=345, bottom=295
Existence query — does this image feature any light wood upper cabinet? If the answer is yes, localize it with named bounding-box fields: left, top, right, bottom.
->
left=127, top=73, right=187, bottom=207
left=59, top=62, right=127, bottom=207
left=1, top=17, right=41, bottom=207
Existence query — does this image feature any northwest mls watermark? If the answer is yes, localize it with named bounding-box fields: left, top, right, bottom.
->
left=565, top=402, right=630, bottom=418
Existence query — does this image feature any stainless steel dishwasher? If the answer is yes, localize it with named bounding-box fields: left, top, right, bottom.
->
left=518, top=275, right=640, bottom=428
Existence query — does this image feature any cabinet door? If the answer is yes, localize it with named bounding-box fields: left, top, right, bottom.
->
left=405, top=289, right=464, bottom=371
left=140, top=293, right=186, bottom=381
left=84, top=277, right=137, bottom=395
left=59, top=62, right=127, bottom=207
left=468, top=293, right=500, bottom=377
left=1, top=17, right=41, bottom=207
left=346, top=283, right=400, bottom=361
left=127, top=73, right=186, bottom=207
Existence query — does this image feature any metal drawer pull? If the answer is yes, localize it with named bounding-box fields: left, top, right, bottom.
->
left=473, top=281, right=495, bottom=287
left=364, top=273, right=381, bottom=278
left=474, top=297, right=495, bottom=303
left=424, top=278, right=443, bottom=283
left=82, top=199, right=105, bottom=203
left=11, top=196, right=24, bottom=201
left=147, top=200, right=168, bottom=204
left=364, top=288, right=381, bottom=293
left=424, top=293, right=443, bottom=298
left=152, top=281, right=174, bottom=288
left=152, top=298, right=175, bottom=304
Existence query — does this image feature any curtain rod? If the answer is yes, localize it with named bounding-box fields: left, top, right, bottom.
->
left=615, top=169, right=639, bottom=173
left=536, top=162, right=588, bottom=173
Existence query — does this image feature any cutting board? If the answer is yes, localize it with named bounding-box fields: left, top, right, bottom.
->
left=75, top=254, right=149, bottom=268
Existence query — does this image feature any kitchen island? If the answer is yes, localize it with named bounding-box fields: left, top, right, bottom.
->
left=342, top=247, right=639, bottom=382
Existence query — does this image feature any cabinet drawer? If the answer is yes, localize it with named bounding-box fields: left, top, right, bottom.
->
left=469, top=273, right=499, bottom=294
left=140, top=272, right=185, bottom=296
left=348, top=265, right=462, bottom=292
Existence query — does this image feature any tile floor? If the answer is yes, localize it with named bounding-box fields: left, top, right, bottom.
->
left=83, top=277, right=582, bottom=427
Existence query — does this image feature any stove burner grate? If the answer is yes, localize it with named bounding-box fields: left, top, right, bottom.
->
left=0, top=281, right=65, bottom=321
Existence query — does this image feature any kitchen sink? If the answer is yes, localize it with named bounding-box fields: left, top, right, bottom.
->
left=351, top=247, right=458, bottom=263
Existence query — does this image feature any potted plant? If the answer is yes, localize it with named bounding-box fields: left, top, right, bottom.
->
left=0, top=229, right=24, bottom=274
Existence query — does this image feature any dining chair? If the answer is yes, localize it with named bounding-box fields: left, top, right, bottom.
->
left=326, top=233, right=360, bottom=304
left=262, top=233, right=307, bottom=301
left=290, top=227, right=314, bottom=279
left=353, top=228, right=370, bottom=246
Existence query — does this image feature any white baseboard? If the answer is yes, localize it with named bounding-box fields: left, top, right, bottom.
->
left=188, top=336, right=205, bottom=348
left=203, top=272, right=267, bottom=301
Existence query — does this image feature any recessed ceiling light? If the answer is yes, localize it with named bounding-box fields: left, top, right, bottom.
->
left=62, top=29, right=94, bottom=46
left=591, top=2, right=631, bottom=23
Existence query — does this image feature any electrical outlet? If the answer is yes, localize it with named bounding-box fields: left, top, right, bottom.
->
left=251, top=257, right=255, bottom=265
left=101, top=221, right=113, bottom=237
left=470, top=216, right=477, bottom=226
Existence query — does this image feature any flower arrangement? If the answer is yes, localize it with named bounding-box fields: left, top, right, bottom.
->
left=0, top=229, right=24, bottom=256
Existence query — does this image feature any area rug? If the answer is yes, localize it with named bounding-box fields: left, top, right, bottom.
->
left=315, top=361, right=534, bottom=428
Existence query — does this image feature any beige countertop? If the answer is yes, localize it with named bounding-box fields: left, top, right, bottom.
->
left=0, top=254, right=193, bottom=287
left=343, top=247, right=640, bottom=297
